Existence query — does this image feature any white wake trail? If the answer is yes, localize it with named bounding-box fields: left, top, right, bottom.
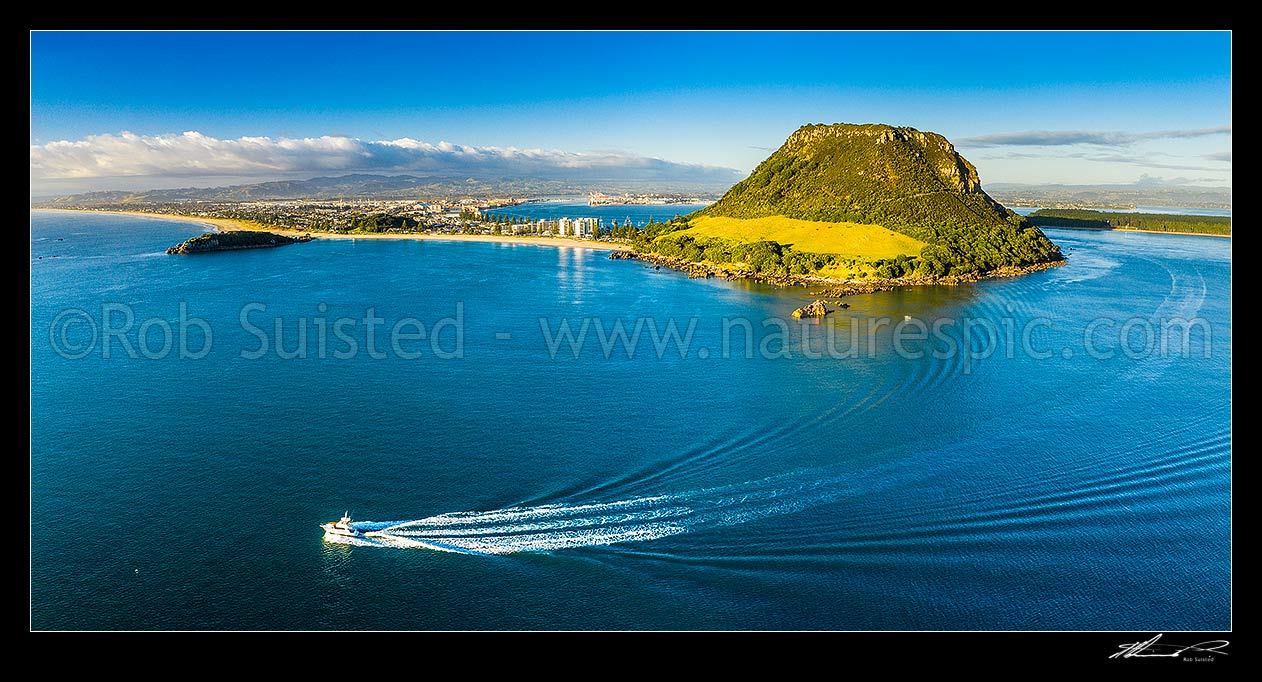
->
left=338, top=474, right=849, bottom=555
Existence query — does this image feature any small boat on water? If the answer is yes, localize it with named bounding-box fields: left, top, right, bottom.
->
left=321, top=512, right=363, bottom=539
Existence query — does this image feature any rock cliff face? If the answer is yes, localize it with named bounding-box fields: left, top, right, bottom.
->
left=773, top=122, right=983, bottom=197
left=870, top=126, right=982, bottom=193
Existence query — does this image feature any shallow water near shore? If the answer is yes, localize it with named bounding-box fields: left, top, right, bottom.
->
left=31, top=211, right=1230, bottom=630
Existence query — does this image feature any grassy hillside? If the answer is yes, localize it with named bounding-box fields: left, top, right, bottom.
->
left=678, top=215, right=927, bottom=261
left=692, top=123, right=1063, bottom=276
left=630, top=220, right=923, bottom=279
left=1027, top=209, right=1231, bottom=236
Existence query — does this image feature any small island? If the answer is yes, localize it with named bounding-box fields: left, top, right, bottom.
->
left=166, top=230, right=313, bottom=255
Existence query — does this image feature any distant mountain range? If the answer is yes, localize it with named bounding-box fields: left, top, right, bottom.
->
left=985, top=182, right=1231, bottom=210
left=36, top=174, right=727, bottom=206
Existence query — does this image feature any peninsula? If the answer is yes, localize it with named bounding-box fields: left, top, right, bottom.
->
left=40, top=123, right=1066, bottom=293
left=611, top=123, right=1065, bottom=292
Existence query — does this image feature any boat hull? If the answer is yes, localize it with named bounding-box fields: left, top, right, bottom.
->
left=322, top=524, right=364, bottom=539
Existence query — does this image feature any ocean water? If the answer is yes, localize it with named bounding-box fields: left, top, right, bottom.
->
left=30, top=211, right=1230, bottom=630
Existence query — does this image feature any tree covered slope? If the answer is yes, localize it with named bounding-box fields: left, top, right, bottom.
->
left=693, top=123, right=1063, bottom=276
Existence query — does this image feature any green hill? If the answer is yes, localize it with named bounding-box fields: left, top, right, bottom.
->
left=686, top=123, right=1063, bottom=277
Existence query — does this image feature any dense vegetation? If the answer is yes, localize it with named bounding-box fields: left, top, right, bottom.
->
left=692, top=123, right=1063, bottom=276
left=1027, top=209, right=1231, bottom=236
left=349, top=213, right=419, bottom=232
left=166, top=230, right=304, bottom=254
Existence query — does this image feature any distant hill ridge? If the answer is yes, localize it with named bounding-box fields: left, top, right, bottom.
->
left=42, top=174, right=476, bottom=204
left=37, top=174, right=729, bottom=206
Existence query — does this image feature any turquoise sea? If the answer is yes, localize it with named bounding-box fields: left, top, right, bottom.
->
left=30, top=211, right=1230, bottom=630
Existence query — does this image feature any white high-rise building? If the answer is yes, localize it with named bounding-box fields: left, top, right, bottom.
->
left=558, top=217, right=574, bottom=236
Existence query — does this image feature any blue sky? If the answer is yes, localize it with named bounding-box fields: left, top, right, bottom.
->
left=30, top=31, right=1232, bottom=194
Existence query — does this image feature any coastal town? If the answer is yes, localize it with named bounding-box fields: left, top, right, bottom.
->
left=57, top=198, right=662, bottom=241
left=586, top=191, right=707, bottom=206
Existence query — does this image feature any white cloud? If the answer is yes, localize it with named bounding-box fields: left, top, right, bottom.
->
left=30, top=131, right=744, bottom=186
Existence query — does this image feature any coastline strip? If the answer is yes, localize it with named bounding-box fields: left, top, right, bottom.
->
left=34, top=208, right=1065, bottom=293
left=1112, top=227, right=1231, bottom=238
left=1037, top=222, right=1231, bottom=239
left=32, top=208, right=629, bottom=251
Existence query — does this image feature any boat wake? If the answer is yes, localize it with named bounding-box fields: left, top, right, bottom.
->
left=324, top=395, right=1229, bottom=559
left=326, top=471, right=858, bottom=555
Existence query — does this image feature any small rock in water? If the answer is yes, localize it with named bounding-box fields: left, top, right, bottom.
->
left=791, top=299, right=832, bottom=319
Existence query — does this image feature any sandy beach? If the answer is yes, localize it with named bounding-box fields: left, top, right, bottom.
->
left=34, top=208, right=629, bottom=251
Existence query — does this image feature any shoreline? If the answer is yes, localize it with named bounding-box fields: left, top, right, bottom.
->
left=37, top=207, right=1067, bottom=294
left=1113, top=226, right=1231, bottom=238
left=613, top=250, right=1068, bottom=295
left=1037, top=222, right=1231, bottom=239
left=33, top=208, right=628, bottom=251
